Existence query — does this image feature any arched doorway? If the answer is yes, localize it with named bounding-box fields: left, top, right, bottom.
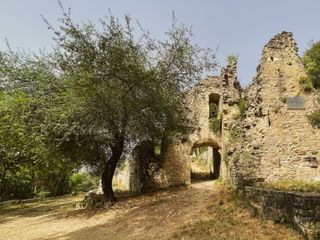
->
left=190, top=140, right=221, bottom=181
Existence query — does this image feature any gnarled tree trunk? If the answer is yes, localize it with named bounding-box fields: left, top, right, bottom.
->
left=101, top=137, right=124, bottom=202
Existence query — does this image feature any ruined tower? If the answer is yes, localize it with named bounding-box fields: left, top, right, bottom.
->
left=230, top=32, right=320, bottom=184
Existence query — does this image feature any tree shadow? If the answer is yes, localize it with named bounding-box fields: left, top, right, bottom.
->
left=32, top=186, right=204, bottom=240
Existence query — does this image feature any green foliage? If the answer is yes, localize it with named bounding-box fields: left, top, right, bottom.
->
left=308, top=108, right=320, bottom=128
left=302, top=41, right=320, bottom=89
left=210, top=113, right=222, bottom=134
left=0, top=6, right=217, bottom=201
left=227, top=54, right=238, bottom=65
left=229, top=127, right=239, bottom=143
left=238, top=98, right=246, bottom=118
left=209, top=103, right=218, bottom=118
left=193, top=146, right=209, bottom=157
left=0, top=50, right=79, bottom=201
left=70, top=173, right=98, bottom=193
left=154, top=146, right=161, bottom=156
left=298, top=76, right=313, bottom=92
left=35, top=189, right=50, bottom=200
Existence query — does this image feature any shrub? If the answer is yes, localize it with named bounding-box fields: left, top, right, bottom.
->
left=238, top=98, right=246, bottom=118
left=69, top=173, right=98, bottom=194
left=209, top=103, right=218, bottom=118
left=298, top=76, right=313, bottom=92
left=227, top=54, right=238, bottom=65
left=308, top=108, right=320, bottom=128
left=36, top=189, right=50, bottom=200
left=302, top=41, right=320, bottom=89
left=210, top=113, right=222, bottom=134
left=229, top=127, right=239, bottom=143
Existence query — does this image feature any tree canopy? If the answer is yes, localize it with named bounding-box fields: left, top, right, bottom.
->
left=302, top=41, right=320, bottom=89
left=0, top=5, right=216, bottom=202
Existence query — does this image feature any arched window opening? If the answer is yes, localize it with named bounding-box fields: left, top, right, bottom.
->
left=224, top=74, right=229, bottom=87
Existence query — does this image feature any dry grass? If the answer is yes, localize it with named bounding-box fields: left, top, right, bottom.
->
left=0, top=182, right=303, bottom=240
left=259, top=180, right=320, bottom=192
left=171, top=184, right=303, bottom=240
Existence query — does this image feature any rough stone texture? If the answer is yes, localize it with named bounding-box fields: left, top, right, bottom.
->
left=161, top=63, right=241, bottom=186
left=129, top=141, right=169, bottom=192
left=246, top=186, right=320, bottom=240
left=125, top=30, right=320, bottom=236
left=232, top=31, right=320, bottom=184
left=137, top=31, right=320, bottom=194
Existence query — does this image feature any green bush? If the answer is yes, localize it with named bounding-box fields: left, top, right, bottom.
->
left=302, top=41, right=320, bottom=89
left=36, top=189, right=50, bottom=200
left=298, top=76, right=313, bottom=92
left=308, top=108, right=320, bottom=128
left=69, top=173, right=97, bottom=194
left=209, top=103, right=219, bottom=118
left=210, top=113, right=222, bottom=134
left=238, top=98, right=246, bottom=118
left=229, top=127, right=239, bottom=143
left=227, top=54, right=238, bottom=65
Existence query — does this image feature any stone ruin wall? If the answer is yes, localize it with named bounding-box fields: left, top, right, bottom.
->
left=129, top=31, right=320, bottom=191
left=161, top=76, right=223, bottom=186
left=161, top=62, right=241, bottom=187
left=230, top=32, right=320, bottom=185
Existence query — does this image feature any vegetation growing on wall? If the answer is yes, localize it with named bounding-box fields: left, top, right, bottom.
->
left=298, top=76, right=313, bottom=92
left=259, top=180, right=320, bottom=193
left=238, top=97, right=246, bottom=118
left=302, top=41, right=320, bottom=89
left=308, top=96, right=320, bottom=128
left=227, top=54, right=239, bottom=65
left=210, top=113, right=222, bottom=134
left=308, top=108, right=320, bottom=128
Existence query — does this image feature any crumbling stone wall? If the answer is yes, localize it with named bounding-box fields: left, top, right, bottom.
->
left=246, top=186, right=320, bottom=240
left=133, top=31, right=320, bottom=191
left=160, top=76, right=223, bottom=186
left=161, top=62, right=241, bottom=187
left=129, top=141, right=168, bottom=192
left=230, top=32, right=320, bottom=184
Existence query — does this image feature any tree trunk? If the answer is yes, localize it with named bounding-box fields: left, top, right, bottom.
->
left=101, top=139, right=124, bottom=202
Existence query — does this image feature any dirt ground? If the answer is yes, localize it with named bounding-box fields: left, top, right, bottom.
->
left=0, top=181, right=303, bottom=240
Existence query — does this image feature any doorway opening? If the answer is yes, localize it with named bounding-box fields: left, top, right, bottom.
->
left=190, top=145, right=221, bottom=181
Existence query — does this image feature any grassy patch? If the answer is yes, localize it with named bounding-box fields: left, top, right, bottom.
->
left=259, top=180, right=320, bottom=192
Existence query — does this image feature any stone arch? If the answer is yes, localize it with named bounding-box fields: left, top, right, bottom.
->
left=189, top=138, right=221, bottom=180
left=190, top=138, right=221, bottom=153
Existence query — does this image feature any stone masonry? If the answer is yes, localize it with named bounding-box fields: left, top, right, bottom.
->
left=128, top=31, right=320, bottom=239
left=147, top=31, right=320, bottom=188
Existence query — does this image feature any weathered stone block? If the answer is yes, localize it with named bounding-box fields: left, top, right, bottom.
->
left=287, top=96, right=305, bottom=110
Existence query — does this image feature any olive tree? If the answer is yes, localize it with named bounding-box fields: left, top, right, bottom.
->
left=43, top=5, right=217, bottom=202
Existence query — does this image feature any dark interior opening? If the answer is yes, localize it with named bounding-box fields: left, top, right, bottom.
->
left=212, top=149, right=221, bottom=179
left=209, top=94, right=219, bottom=118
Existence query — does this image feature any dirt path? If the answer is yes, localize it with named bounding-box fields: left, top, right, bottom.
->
left=0, top=181, right=302, bottom=240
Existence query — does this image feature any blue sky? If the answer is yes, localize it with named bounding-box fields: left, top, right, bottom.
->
left=0, top=0, right=319, bottom=86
